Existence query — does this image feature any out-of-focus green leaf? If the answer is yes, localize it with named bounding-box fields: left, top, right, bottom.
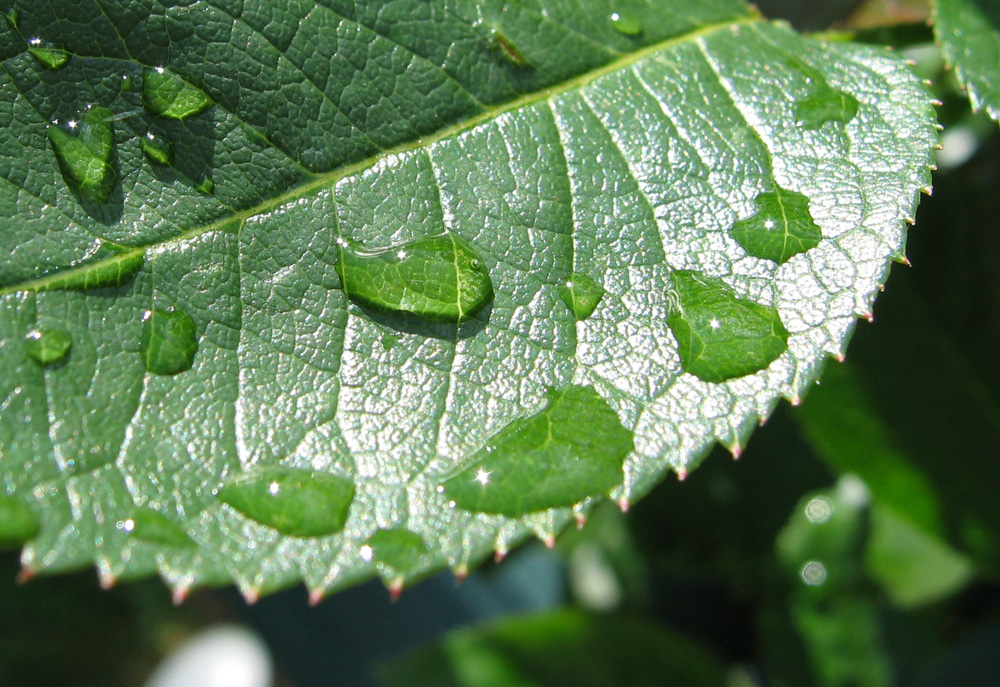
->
left=934, top=0, right=1000, bottom=121
left=378, top=609, right=728, bottom=687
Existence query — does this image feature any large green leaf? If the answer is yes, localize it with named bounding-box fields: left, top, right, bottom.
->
left=0, top=0, right=936, bottom=599
left=934, top=0, right=1000, bottom=121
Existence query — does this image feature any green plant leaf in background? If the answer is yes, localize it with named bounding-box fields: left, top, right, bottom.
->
left=0, top=0, right=936, bottom=599
left=934, top=0, right=1000, bottom=122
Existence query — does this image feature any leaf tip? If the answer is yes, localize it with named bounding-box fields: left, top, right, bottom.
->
left=16, top=566, right=35, bottom=585
left=98, top=569, right=117, bottom=590
left=541, top=533, right=557, bottom=550
left=617, top=496, right=630, bottom=513
left=730, top=441, right=743, bottom=460
left=574, top=512, right=587, bottom=529
left=171, top=584, right=190, bottom=606
left=388, top=579, right=404, bottom=602
left=308, top=588, right=325, bottom=606
left=675, top=467, right=689, bottom=482
left=453, top=565, right=468, bottom=584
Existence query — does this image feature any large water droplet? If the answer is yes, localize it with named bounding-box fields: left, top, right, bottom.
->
left=37, top=250, right=143, bottom=292
left=729, top=187, right=821, bottom=264
left=29, top=45, right=70, bottom=70
left=219, top=467, right=355, bottom=537
left=796, top=81, right=858, bottom=129
left=609, top=10, right=643, bottom=36
left=336, top=234, right=493, bottom=324
left=0, top=494, right=40, bottom=549
left=141, top=133, right=174, bottom=166
left=558, top=272, right=605, bottom=321
left=142, top=67, right=214, bottom=120
left=140, top=307, right=199, bottom=376
left=443, top=385, right=633, bottom=516
left=666, top=271, right=789, bottom=383
left=365, top=528, right=429, bottom=572
left=123, top=507, right=196, bottom=548
left=47, top=106, right=117, bottom=205
left=24, top=326, right=71, bottom=365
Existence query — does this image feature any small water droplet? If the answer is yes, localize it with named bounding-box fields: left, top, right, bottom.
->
left=142, top=67, right=214, bottom=119
left=219, top=467, right=355, bottom=537
left=140, top=306, right=199, bottom=376
left=336, top=233, right=493, bottom=324
left=490, top=28, right=529, bottom=67
left=666, top=271, right=789, bottom=382
left=120, top=74, right=133, bottom=92
left=558, top=271, right=605, bottom=321
left=0, top=494, right=40, bottom=549
left=443, top=385, right=633, bottom=516
left=366, top=528, right=429, bottom=574
left=609, top=10, right=643, bottom=36
left=28, top=44, right=70, bottom=70
left=794, top=74, right=858, bottom=129
left=24, top=326, right=72, bottom=365
left=194, top=173, right=214, bottom=195
left=805, top=496, right=833, bottom=524
left=141, top=133, right=174, bottom=166
left=124, top=507, right=196, bottom=548
left=730, top=186, right=821, bottom=264
left=35, top=250, right=145, bottom=293
left=381, top=333, right=399, bottom=351
left=47, top=105, right=117, bottom=205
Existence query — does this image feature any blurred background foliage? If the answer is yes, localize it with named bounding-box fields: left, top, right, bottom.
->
left=4, top=0, right=1000, bottom=685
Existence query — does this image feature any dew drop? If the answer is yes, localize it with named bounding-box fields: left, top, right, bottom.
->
left=381, top=333, right=399, bottom=352
left=666, top=271, right=789, bottom=383
left=141, top=133, right=174, bottom=166
left=142, top=66, right=214, bottom=120
left=490, top=29, right=529, bottom=67
left=610, top=10, right=643, bottom=36
left=558, top=271, right=605, bottom=321
left=194, top=173, right=215, bottom=195
left=730, top=186, right=821, bottom=264
left=218, top=467, right=355, bottom=537
left=123, top=507, right=196, bottom=548
left=336, top=233, right=493, bottom=324
left=29, top=45, right=70, bottom=70
left=140, top=307, right=199, bottom=376
left=795, top=80, right=858, bottom=129
left=24, top=326, right=71, bottom=365
left=0, top=494, right=40, bottom=549
left=47, top=105, right=117, bottom=205
left=443, top=385, right=633, bottom=516
left=120, top=74, right=133, bottom=92
left=37, top=250, right=144, bottom=292
left=800, top=560, right=828, bottom=586
left=365, top=528, right=429, bottom=573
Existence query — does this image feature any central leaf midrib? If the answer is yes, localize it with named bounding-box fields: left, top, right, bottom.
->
left=0, top=14, right=759, bottom=298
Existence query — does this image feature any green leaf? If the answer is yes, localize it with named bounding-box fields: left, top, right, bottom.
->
left=0, top=0, right=936, bottom=598
left=379, top=609, right=729, bottom=687
left=934, top=0, right=1000, bottom=122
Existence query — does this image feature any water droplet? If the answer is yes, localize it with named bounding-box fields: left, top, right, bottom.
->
left=795, top=82, right=858, bottom=129
left=194, top=173, right=214, bottom=195
left=219, top=467, right=355, bottom=537
left=730, top=187, right=821, bottom=264
left=609, top=10, right=643, bottom=36
left=443, top=385, right=633, bottom=516
left=140, top=307, right=199, bottom=376
left=37, top=250, right=144, bottom=292
left=24, top=326, right=71, bottom=365
left=0, top=494, right=40, bottom=549
left=336, top=233, right=493, bottom=324
left=47, top=105, right=117, bottom=205
left=120, top=74, right=133, bottom=92
left=365, top=528, right=429, bottom=573
left=28, top=45, right=70, bottom=70
left=490, top=28, right=529, bottom=67
left=142, top=67, right=214, bottom=119
left=381, top=333, right=399, bottom=351
left=666, top=271, right=789, bottom=382
left=558, top=271, right=605, bottom=321
left=141, top=133, right=174, bottom=166
left=123, top=507, right=196, bottom=548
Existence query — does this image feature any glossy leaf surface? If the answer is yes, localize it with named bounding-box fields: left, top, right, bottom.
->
left=0, top=0, right=936, bottom=597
